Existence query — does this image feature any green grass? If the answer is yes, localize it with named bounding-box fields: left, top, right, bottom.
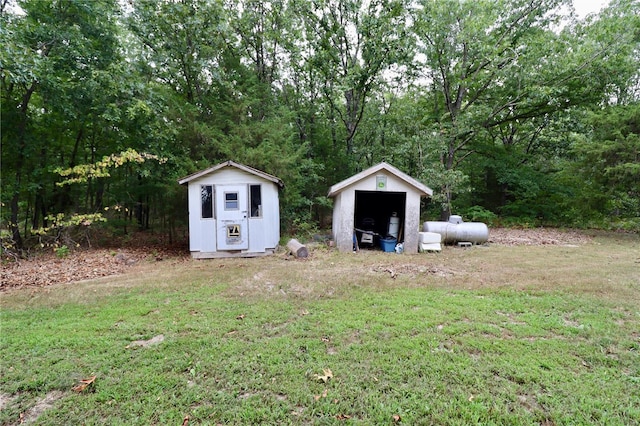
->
left=1, top=231, right=639, bottom=425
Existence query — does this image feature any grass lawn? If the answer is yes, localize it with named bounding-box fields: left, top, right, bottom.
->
left=1, top=231, right=639, bottom=425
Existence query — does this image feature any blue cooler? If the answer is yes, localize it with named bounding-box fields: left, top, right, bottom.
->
left=380, top=237, right=397, bottom=252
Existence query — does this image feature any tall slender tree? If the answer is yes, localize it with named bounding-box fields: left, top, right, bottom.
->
left=1, top=0, right=120, bottom=248
left=297, top=0, right=410, bottom=170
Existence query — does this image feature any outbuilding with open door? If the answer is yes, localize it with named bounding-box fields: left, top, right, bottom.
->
left=327, top=162, right=433, bottom=253
left=178, top=161, right=283, bottom=258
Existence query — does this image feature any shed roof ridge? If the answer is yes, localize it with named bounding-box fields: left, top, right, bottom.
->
left=178, top=160, right=284, bottom=187
left=327, top=162, right=432, bottom=197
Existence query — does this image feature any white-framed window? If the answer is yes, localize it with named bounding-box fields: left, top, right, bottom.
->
left=224, top=192, right=239, bottom=210
left=250, top=184, right=262, bottom=218
left=201, top=185, right=213, bottom=218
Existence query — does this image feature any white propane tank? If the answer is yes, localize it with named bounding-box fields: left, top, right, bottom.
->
left=422, top=216, right=489, bottom=244
left=388, top=212, right=400, bottom=238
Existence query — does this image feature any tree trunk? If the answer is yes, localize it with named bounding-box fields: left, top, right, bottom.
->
left=439, top=183, right=452, bottom=221
left=10, top=193, right=23, bottom=249
left=10, top=81, right=38, bottom=250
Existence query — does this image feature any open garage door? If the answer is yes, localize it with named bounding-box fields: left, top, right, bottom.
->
left=354, top=191, right=406, bottom=248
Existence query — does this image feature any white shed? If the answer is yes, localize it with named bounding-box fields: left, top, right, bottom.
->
left=328, top=162, right=433, bottom=254
left=178, top=161, right=283, bottom=258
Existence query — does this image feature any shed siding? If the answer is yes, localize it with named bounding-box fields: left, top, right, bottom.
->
left=186, top=167, right=279, bottom=255
left=346, top=170, right=418, bottom=194
left=331, top=194, right=342, bottom=249
left=247, top=182, right=280, bottom=252
left=331, top=169, right=426, bottom=254
left=334, top=191, right=356, bottom=252
left=403, top=194, right=421, bottom=254
left=200, top=168, right=271, bottom=186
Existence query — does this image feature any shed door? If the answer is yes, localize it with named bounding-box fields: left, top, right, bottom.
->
left=216, top=184, right=249, bottom=250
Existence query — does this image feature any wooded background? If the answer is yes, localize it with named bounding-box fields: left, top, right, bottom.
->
left=2, top=0, right=638, bottom=251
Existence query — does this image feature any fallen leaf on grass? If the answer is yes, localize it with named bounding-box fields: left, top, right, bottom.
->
left=393, top=414, right=402, bottom=422
left=336, top=414, right=351, bottom=420
left=314, top=388, right=328, bottom=401
left=72, top=375, right=96, bottom=392
left=314, top=368, right=333, bottom=383
left=236, top=314, right=245, bottom=320
left=181, top=415, right=189, bottom=426
left=290, top=406, right=305, bottom=416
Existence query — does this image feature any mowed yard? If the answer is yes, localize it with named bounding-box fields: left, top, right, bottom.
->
left=1, top=230, right=639, bottom=425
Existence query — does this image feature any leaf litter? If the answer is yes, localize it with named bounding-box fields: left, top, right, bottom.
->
left=1, top=229, right=591, bottom=292
left=0, top=248, right=183, bottom=291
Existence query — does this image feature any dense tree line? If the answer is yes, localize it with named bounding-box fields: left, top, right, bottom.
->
left=2, top=0, right=639, bottom=251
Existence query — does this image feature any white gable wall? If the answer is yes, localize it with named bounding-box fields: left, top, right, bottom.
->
left=332, top=170, right=423, bottom=253
left=186, top=167, right=280, bottom=256
left=351, top=171, right=419, bottom=193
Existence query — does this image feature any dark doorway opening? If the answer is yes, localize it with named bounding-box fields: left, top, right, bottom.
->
left=354, top=191, right=406, bottom=248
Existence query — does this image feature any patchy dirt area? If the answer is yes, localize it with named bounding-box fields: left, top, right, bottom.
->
left=0, top=392, right=17, bottom=411
left=21, top=391, right=66, bottom=425
left=0, top=390, right=67, bottom=425
left=1, top=228, right=592, bottom=291
left=125, top=334, right=165, bottom=349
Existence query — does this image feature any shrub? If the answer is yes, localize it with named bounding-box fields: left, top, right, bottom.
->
left=461, top=206, right=497, bottom=224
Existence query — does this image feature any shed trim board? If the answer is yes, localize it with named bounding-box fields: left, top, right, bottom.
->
left=179, top=160, right=284, bottom=188
left=328, top=162, right=432, bottom=254
left=328, top=162, right=432, bottom=197
left=178, top=161, right=281, bottom=258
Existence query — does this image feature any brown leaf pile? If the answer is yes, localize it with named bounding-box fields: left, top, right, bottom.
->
left=488, top=227, right=592, bottom=246
left=1, top=249, right=154, bottom=290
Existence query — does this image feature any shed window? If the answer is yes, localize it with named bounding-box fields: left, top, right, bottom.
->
left=250, top=185, right=262, bottom=218
left=224, top=192, right=239, bottom=210
left=201, top=185, right=213, bottom=219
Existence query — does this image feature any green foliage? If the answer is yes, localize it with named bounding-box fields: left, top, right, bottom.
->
left=288, top=217, right=320, bottom=242
left=54, top=245, right=69, bottom=258
left=31, top=213, right=107, bottom=249
left=562, top=104, right=640, bottom=226
left=461, top=206, right=498, bottom=224
left=55, top=149, right=167, bottom=186
left=2, top=0, right=639, bottom=248
left=407, top=0, right=640, bottom=220
left=298, top=0, right=412, bottom=160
